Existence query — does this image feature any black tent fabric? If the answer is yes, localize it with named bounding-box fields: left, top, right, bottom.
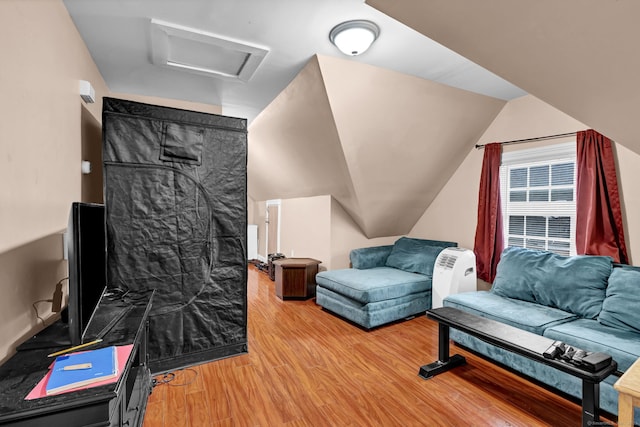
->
left=102, top=98, right=247, bottom=373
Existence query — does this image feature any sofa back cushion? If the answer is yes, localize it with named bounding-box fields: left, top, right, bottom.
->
left=491, top=246, right=612, bottom=319
left=385, top=237, right=456, bottom=277
left=350, top=245, right=394, bottom=270
left=598, top=265, right=640, bottom=333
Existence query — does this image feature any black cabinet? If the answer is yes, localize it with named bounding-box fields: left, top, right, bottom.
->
left=0, top=291, right=153, bottom=427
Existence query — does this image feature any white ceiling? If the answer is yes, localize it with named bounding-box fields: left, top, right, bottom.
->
left=63, top=0, right=526, bottom=123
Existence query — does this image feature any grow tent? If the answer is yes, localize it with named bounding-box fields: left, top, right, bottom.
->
left=102, top=97, right=247, bottom=373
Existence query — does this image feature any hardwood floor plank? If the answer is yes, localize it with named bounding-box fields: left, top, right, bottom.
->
left=143, top=398, right=165, bottom=427
left=143, top=265, right=616, bottom=426
left=186, top=390, right=212, bottom=427
left=200, top=362, right=232, bottom=422
left=163, top=377, right=189, bottom=427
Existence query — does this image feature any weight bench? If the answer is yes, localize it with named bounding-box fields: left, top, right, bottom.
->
left=421, top=307, right=617, bottom=427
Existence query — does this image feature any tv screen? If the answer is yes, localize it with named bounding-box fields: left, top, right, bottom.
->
left=67, top=202, right=107, bottom=346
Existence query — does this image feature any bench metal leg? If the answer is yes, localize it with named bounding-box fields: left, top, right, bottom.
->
left=419, top=323, right=466, bottom=379
left=438, top=323, right=450, bottom=361
left=582, top=380, right=602, bottom=427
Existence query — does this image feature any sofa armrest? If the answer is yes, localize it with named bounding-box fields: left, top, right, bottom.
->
left=350, top=245, right=394, bottom=269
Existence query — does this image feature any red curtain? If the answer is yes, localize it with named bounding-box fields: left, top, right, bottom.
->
left=576, top=129, right=628, bottom=264
left=474, top=143, right=504, bottom=283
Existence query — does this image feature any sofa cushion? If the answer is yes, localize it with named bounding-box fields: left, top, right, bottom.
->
left=350, top=245, right=394, bottom=270
left=444, top=291, right=578, bottom=335
left=598, top=265, right=640, bottom=333
left=316, top=286, right=431, bottom=329
left=316, top=267, right=430, bottom=304
left=491, top=246, right=612, bottom=319
left=384, top=237, right=454, bottom=277
left=544, top=318, right=640, bottom=372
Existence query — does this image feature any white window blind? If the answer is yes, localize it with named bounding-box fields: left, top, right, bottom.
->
left=500, top=142, right=576, bottom=256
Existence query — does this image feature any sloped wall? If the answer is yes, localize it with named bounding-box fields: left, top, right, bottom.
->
left=409, top=95, right=640, bottom=286
left=367, top=0, right=640, bottom=155
left=248, top=54, right=506, bottom=239
left=329, top=199, right=399, bottom=270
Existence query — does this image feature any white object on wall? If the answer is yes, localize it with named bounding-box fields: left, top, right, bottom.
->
left=432, top=247, right=477, bottom=309
left=81, top=160, right=92, bottom=174
left=79, top=80, right=95, bottom=103
left=247, top=224, right=258, bottom=260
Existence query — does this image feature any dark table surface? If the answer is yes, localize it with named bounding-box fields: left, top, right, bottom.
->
left=0, top=289, right=153, bottom=422
left=427, top=306, right=617, bottom=381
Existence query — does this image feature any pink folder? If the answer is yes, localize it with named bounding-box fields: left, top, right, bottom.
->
left=25, top=344, right=134, bottom=400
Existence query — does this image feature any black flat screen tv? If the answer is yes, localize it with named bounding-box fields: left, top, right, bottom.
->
left=66, top=202, right=107, bottom=346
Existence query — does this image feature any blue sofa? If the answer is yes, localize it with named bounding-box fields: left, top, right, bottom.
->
left=444, top=246, right=640, bottom=419
left=316, top=237, right=456, bottom=329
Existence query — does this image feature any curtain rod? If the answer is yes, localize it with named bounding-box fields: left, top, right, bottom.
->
left=475, top=131, right=580, bottom=149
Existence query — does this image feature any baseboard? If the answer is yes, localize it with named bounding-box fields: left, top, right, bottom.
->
left=149, top=341, right=248, bottom=375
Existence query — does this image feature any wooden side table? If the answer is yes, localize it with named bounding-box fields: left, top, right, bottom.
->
left=273, top=258, right=321, bottom=300
left=614, top=358, right=640, bottom=427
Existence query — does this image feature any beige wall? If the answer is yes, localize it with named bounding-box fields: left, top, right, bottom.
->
left=613, top=143, right=640, bottom=264
left=409, top=95, right=640, bottom=287
left=366, top=0, right=640, bottom=157
left=0, top=234, right=67, bottom=363
left=270, top=96, right=600, bottom=269
left=0, top=0, right=108, bottom=253
left=252, top=195, right=400, bottom=271
left=251, top=200, right=268, bottom=259
left=0, top=0, right=109, bottom=362
left=409, top=95, right=586, bottom=250
left=248, top=196, right=256, bottom=229
left=0, top=1, right=223, bottom=362
left=330, top=200, right=399, bottom=270
left=279, top=196, right=332, bottom=269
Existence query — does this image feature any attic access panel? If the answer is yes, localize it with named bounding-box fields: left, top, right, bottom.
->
left=149, top=18, right=269, bottom=82
left=102, top=97, right=248, bottom=373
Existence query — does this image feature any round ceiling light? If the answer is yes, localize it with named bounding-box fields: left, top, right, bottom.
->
left=329, top=20, right=380, bottom=56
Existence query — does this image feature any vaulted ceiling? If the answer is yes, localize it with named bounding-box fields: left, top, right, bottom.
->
left=248, top=55, right=505, bottom=237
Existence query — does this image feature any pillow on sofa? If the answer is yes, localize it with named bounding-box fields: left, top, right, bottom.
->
left=491, top=246, right=612, bottom=319
left=598, top=266, right=640, bottom=333
left=385, top=237, right=454, bottom=277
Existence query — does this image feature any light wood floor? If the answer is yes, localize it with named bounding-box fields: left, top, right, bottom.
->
left=142, top=265, right=616, bottom=426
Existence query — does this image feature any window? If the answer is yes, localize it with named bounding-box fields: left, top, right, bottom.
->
left=500, top=142, right=576, bottom=256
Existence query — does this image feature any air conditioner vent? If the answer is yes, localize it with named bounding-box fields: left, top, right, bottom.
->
left=436, top=254, right=458, bottom=270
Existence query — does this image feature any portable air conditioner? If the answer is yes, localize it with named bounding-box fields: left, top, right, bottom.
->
left=432, top=247, right=477, bottom=309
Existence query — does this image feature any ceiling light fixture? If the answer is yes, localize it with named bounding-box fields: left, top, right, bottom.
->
left=329, top=20, right=380, bottom=56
